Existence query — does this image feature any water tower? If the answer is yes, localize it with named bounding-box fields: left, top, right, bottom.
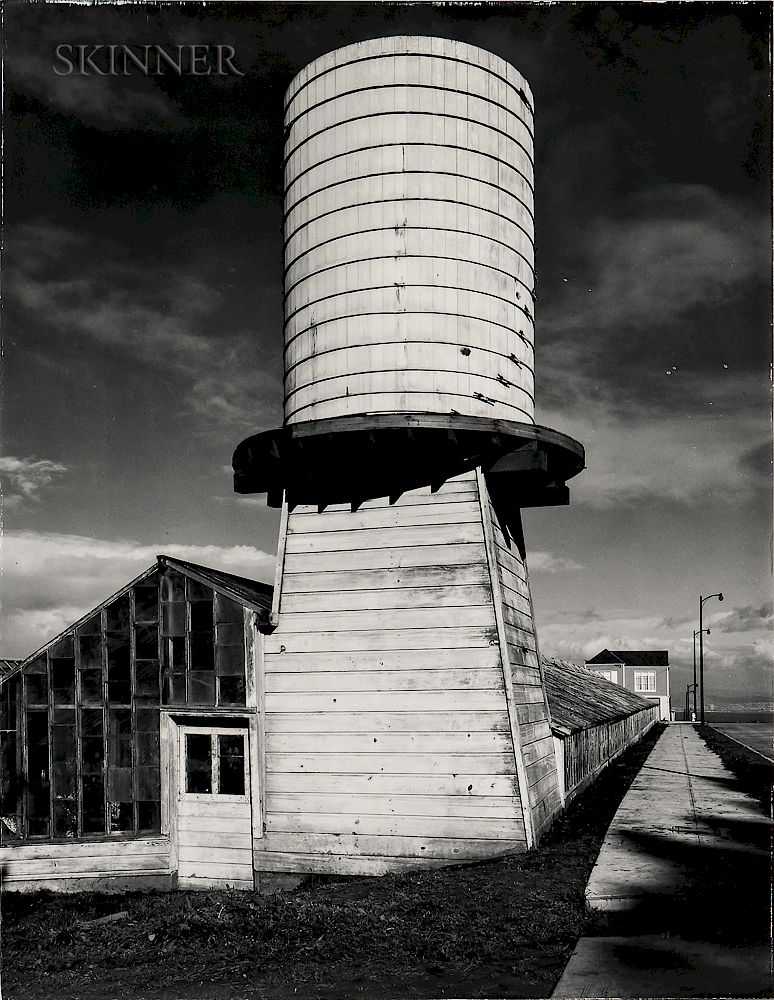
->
left=234, top=36, right=584, bottom=873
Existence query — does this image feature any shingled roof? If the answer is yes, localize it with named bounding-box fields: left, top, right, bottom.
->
left=543, top=656, right=657, bottom=735
left=585, top=648, right=669, bottom=667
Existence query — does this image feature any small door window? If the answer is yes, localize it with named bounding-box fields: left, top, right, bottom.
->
left=184, top=732, right=246, bottom=797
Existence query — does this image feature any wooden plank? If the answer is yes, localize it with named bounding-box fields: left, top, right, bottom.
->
left=265, top=812, right=524, bottom=840
left=475, top=469, right=531, bottom=848
left=266, top=730, right=512, bottom=754
left=285, top=523, right=485, bottom=554
left=527, top=771, right=559, bottom=806
left=501, top=603, right=534, bottom=633
left=176, top=845, right=252, bottom=866
left=265, top=647, right=499, bottom=673
left=283, top=542, right=487, bottom=574
left=518, top=721, right=552, bottom=745
left=4, top=853, right=171, bottom=877
left=254, top=850, right=454, bottom=876
left=526, top=754, right=558, bottom=787
left=281, top=583, right=494, bottom=614
left=266, top=792, right=522, bottom=819
left=178, top=799, right=251, bottom=820
left=510, top=664, right=545, bottom=686
left=178, top=862, right=253, bottom=880
left=270, top=496, right=290, bottom=626
left=266, top=710, right=510, bottom=734
left=264, top=625, right=499, bottom=654
left=266, top=751, right=516, bottom=775
left=265, top=772, right=519, bottom=796
left=176, top=815, right=252, bottom=835
left=282, top=563, right=490, bottom=594
left=265, top=689, right=508, bottom=714
left=2, top=873, right=174, bottom=891
left=510, top=685, right=547, bottom=706
left=287, top=500, right=482, bottom=533
left=514, top=702, right=549, bottom=725
left=257, top=831, right=526, bottom=860
left=264, top=666, right=505, bottom=694
left=0, top=837, right=169, bottom=862
left=522, top=739, right=556, bottom=768
left=276, top=605, right=494, bottom=634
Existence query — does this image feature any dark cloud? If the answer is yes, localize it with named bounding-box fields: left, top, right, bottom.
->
left=719, top=603, right=773, bottom=634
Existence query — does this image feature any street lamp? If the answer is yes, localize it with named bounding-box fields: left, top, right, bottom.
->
left=692, top=628, right=711, bottom=720
left=699, top=592, right=724, bottom=725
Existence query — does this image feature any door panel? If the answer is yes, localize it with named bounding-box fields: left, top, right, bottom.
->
left=177, top=727, right=253, bottom=888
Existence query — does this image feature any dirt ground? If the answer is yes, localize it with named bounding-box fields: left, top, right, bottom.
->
left=1, top=726, right=669, bottom=1000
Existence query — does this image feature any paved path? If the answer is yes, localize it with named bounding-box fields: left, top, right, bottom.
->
left=553, top=724, right=772, bottom=998
left=711, top=721, right=774, bottom=761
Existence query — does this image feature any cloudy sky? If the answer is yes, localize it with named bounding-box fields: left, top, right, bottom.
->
left=3, top=2, right=771, bottom=703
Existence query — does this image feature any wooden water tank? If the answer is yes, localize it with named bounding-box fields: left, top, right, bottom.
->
left=283, top=36, right=536, bottom=426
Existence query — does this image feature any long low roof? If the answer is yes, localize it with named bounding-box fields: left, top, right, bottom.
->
left=544, top=656, right=658, bottom=735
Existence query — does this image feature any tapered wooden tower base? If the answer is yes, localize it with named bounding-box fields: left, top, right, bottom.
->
left=257, top=469, right=562, bottom=875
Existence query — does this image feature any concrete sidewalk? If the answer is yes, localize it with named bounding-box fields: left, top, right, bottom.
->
left=552, top=723, right=772, bottom=998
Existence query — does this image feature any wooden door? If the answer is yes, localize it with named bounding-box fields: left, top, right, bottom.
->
left=177, top=726, right=254, bottom=889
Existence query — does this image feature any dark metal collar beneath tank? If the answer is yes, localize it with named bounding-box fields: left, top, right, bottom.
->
left=232, top=413, right=585, bottom=508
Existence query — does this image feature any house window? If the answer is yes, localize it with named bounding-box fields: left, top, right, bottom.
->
left=184, top=733, right=246, bottom=797
left=634, top=670, right=657, bottom=693
left=595, top=669, right=618, bottom=683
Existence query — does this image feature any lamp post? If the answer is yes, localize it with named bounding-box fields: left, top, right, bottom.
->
left=692, top=628, right=711, bottom=720
left=699, top=592, right=724, bottom=725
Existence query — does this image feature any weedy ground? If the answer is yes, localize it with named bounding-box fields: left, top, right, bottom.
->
left=0, top=723, right=687, bottom=999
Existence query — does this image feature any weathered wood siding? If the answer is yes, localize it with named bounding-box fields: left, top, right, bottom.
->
left=260, top=471, right=533, bottom=874
left=177, top=797, right=253, bottom=889
left=482, top=480, right=562, bottom=840
left=0, top=836, right=171, bottom=891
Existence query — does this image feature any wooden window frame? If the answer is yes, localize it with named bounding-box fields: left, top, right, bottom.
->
left=178, top=727, right=250, bottom=803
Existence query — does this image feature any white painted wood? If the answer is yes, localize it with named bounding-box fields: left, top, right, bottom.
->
left=266, top=730, right=512, bottom=753
left=281, top=583, right=494, bottom=613
left=176, top=725, right=254, bottom=888
left=3, top=850, right=170, bottom=878
left=265, top=689, right=509, bottom=713
left=266, top=751, right=516, bottom=775
left=261, top=472, right=531, bottom=870
left=288, top=500, right=482, bottom=533
left=266, top=813, right=524, bottom=840
left=0, top=837, right=169, bottom=864
left=270, top=496, right=289, bottom=626
left=282, top=563, right=490, bottom=594
left=265, top=646, right=499, bottom=673
left=265, top=772, right=518, bottom=796
left=254, top=851, right=459, bottom=876
left=283, top=542, right=487, bottom=574
left=265, top=666, right=504, bottom=694
left=276, top=605, right=494, bottom=633
left=267, top=793, right=522, bottom=819
left=258, top=831, right=527, bottom=860
left=267, top=710, right=509, bottom=733
left=285, top=523, right=486, bottom=554
left=264, top=625, right=499, bottom=654
left=475, top=468, right=533, bottom=849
